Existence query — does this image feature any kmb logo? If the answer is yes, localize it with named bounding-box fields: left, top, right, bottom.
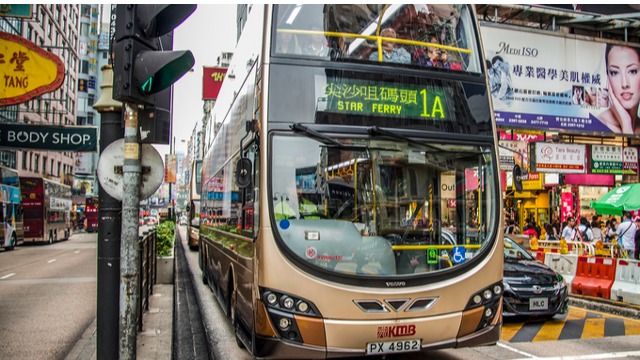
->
left=377, top=325, right=416, bottom=338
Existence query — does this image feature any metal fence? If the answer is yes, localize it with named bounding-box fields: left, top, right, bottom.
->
left=138, top=229, right=157, bottom=331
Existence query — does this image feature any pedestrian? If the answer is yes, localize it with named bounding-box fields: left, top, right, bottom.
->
left=576, top=217, right=594, bottom=242
left=561, top=217, right=576, bottom=241
left=605, top=218, right=618, bottom=243
left=634, top=216, right=640, bottom=260
left=591, top=219, right=603, bottom=242
left=504, top=219, right=519, bottom=234
left=545, top=222, right=558, bottom=240
left=617, top=212, right=638, bottom=258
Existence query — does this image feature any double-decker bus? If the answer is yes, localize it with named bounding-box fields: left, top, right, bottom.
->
left=20, top=177, right=72, bottom=244
left=200, top=5, right=502, bottom=358
left=0, top=165, right=23, bottom=251
left=187, top=159, right=202, bottom=250
left=85, top=196, right=99, bottom=232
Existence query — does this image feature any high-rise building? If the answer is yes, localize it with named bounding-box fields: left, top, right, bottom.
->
left=71, top=4, right=101, bottom=201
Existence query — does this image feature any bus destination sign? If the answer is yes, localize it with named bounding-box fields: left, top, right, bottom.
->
left=323, top=79, right=447, bottom=120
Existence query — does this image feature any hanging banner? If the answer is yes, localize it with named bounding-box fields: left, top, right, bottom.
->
left=164, top=154, right=177, bottom=184
left=481, top=25, right=640, bottom=137
left=202, top=66, right=227, bottom=100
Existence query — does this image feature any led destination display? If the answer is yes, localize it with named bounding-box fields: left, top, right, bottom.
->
left=323, top=78, right=448, bottom=120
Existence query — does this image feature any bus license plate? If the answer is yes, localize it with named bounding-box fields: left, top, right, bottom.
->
left=366, top=339, right=421, bottom=355
left=529, top=297, right=548, bottom=310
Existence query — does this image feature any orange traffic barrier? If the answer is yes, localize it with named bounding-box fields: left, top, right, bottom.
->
left=571, top=256, right=617, bottom=299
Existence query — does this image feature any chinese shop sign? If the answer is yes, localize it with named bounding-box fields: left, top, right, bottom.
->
left=591, top=145, right=638, bottom=175
left=530, top=142, right=586, bottom=174
left=0, top=31, right=65, bottom=106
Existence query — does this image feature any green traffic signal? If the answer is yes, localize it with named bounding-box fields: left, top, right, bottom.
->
left=135, top=50, right=195, bottom=95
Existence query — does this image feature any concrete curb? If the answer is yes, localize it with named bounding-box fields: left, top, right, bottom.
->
left=569, top=295, right=640, bottom=319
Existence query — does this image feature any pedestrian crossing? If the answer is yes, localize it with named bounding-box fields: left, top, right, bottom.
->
left=502, top=306, right=640, bottom=342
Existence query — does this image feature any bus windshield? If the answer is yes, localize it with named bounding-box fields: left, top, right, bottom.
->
left=273, top=4, right=482, bottom=73
left=270, top=132, right=497, bottom=277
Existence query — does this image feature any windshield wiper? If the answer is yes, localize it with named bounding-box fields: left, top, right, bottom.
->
left=291, top=123, right=379, bottom=151
left=367, top=126, right=440, bottom=152
left=291, top=123, right=342, bottom=146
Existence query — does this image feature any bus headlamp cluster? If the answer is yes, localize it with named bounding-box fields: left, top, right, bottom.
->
left=260, top=288, right=323, bottom=344
left=464, top=281, right=503, bottom=332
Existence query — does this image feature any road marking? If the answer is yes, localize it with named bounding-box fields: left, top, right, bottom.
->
left=48, top=259, right=56, bottom=263
left=74, top=251, right=80, bottom=254
left=505, top=306, right=640, bottom=342
left=513, top=350, right=640, bottom=359
left=1, top=273, right=15, bottom=280
left=497, top=341, right=535, bottom=358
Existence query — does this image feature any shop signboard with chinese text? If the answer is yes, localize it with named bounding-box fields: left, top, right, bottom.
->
left=0, top=32, right=64, bottom=106
left=481, top=24, right=639, bottom=137
left=591, top=145, right=638, bottom=175
left=530, top=142, right=586, bottom=173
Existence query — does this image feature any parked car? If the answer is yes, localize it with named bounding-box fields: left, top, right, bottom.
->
left=502, top=235, right=569, bottom=318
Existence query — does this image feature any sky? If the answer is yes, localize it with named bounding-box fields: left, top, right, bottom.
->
left=154, top=4, right=238, bottom=158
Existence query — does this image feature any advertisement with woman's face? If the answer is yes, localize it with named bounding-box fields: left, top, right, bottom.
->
left=481, top=25, right=640, bottom=137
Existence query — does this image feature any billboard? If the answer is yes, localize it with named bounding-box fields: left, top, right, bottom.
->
left=481, top=25, right=640, bottom=137
left=202, top=66, right=227, bottom=100
left=530, top=143, right=586, bottom=174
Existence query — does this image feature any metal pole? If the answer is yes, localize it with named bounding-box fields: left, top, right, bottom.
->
left=92, top=64, right=122, bottom=360
left=120, top=102, right=142, bottom=360
left=169, top=136, right=174, bottom=221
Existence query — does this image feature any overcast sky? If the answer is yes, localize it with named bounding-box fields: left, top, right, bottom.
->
left=154, top=4, right=238, bottom=158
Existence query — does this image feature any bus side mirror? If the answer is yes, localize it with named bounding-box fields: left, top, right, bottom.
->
left=236, top=158, right=252, bottom=189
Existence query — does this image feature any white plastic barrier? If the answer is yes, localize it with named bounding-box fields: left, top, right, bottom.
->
left=610, top=258, right=640, bottom=305
left=544, top=253, right=579, bottom=293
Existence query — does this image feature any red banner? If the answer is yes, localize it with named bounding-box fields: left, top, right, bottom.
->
left=202, top=66, right=227, bottom=100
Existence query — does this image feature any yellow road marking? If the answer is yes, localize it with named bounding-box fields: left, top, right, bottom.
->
left=581, top=318, right=605, bottom=338
left=532, top=320, right=565, bottom=342
left=501, top=322, right=525, bottom=342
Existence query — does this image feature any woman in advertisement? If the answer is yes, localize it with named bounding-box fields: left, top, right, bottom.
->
left=597, top=44, right=640, bottom=135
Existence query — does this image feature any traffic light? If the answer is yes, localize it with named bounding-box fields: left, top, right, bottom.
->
left=113, top=5, right=196, bottom=106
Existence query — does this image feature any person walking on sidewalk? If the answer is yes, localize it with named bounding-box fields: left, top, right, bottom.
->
left=617, top=212, right=638, bottom=258
left=634, top=217, right=640, bottom=260
left=562, top=217, right=577, bottom=241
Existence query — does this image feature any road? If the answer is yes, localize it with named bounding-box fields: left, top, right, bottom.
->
left=0, top=232, right=97, bottom=360
left=179, top=226, right=640, bottom=360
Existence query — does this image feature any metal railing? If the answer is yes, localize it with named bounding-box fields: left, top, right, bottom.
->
left=137, top=229, right=157, bottom=331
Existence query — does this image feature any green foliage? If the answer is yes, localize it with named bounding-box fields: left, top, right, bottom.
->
left=156, top=220, right=175, bottom=257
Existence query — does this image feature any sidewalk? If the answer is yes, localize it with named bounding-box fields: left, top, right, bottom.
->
left=64, top=284, right=174, bottom=360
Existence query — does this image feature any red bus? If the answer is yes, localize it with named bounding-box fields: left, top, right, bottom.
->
left=85, top=197, right=99, bottom=232
left=20, top=177, right=72, bottom=244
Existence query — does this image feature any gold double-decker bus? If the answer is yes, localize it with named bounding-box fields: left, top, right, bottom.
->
left=200, top=4, right=503, bottom=358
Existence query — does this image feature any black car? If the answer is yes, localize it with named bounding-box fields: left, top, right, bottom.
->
left=502, top=236, right=569, bottom=318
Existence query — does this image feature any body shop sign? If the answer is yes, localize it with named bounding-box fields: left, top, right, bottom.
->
left=0, top=123, right=97, bottom=151
left=531, top=142, right=586, bottom=173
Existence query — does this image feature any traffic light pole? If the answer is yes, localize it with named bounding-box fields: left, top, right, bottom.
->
left=120, top=102, right=142, bottom=360
left=92, top=65, right=122, bottom=360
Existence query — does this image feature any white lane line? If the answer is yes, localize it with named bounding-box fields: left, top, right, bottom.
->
left=48, top=259, right=56, bottom=264
left=1, top=273, right=15, bottom=280
left=498, top=341, right=535, bottom=358
left=74, top=251, right=80, bottom=254
left=513, top=350, right=640, bottom=360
